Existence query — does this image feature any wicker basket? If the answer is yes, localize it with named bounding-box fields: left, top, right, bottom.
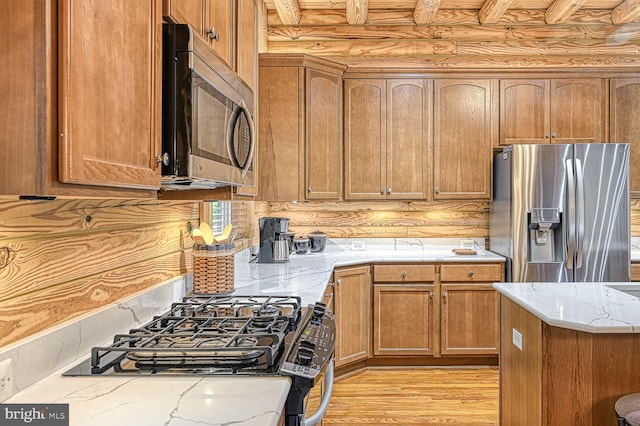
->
left=192, top=243, right=235, bottom=295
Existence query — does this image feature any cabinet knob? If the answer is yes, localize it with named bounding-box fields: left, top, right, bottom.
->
left=435, top=187, right=440, bottom=194
left=156, top=152, right=169, bottom=166
left=429, top=291, right=434, bottom=298
left=545, top=133, right=550, bottom=139
left=401, top=271, right=407, bottom=279
left=308, top=186, right=312, bottom=192
left=442, top=291, right=448, bottom=299
left=206, top=27, right=219, bottom=42
left=387, top=187, right=392, bottom=194
left=551, top=132, right=557, bottom=138
left=468, top=271, right=474, bottom=278
left=336, top=279, right=342, bottom=285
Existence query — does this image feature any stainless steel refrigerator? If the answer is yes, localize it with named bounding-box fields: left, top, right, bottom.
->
left=490, top=143, right=630, bottom=282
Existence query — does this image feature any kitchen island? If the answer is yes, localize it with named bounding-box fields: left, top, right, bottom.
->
left=1, top=238, right=504, bottom=426
left=494, top=282, right=640, bottom=426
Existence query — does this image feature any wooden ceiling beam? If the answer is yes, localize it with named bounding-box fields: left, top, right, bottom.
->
left=414, top=0, right=442, bottom=25
left=479, top=0, right=514, bottom=24
left=545, top=0, right=588, bottom=24
left=273, top=0, right=301, bottom=26
left=347, top=0, right=369, bottom=25
left=612, top=0, right=640, bottom=24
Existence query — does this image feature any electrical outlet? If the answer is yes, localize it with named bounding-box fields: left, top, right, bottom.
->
left=512, top=328, right=523, bottom=351
left=351, top=240, right=365, bottom=251
left=0, top=358, right=13, bottom=401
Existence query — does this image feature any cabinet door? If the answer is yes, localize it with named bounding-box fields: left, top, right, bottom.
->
left=433, top=79, right=496, bottom=199
left=610, top=78, right=640, bottom=197
left=440, top=283, right=499, bottom=355
left=334, top=266, right=371, bottom=367
left=206, top=0, right=234, bottom=67
left=59, top=0, right=161, bottom=190
left=257, top=66, right=301, bottom=201
left=305, top=69, right=343, bottom=200
left=237, top=0, right=256, bottom=90
left=500, top=79, right=550, bottom=145
left=386, top=79, right=431, bottom=200
left=163, top=0, right=206, bottom=34
left=551, top=79, right=604, bottom=144
left=344, top=80, right=386, bottom=200
left=373, top=284, right=434, bottom=355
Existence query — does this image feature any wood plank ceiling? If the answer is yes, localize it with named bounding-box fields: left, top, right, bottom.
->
left=258, top=0, right=640, bottom=69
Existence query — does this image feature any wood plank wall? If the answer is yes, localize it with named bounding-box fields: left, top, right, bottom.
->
left=0, top=199, right=199, bottom=347
left=264, top=8, right=640, bottom=69
left=257, top=200, right=640, bottom=239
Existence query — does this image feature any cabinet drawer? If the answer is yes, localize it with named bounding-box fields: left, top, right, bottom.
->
left=373, top=265, right=435, bottom=283
left=632, top=263, right=640, bottom=282
left=440, top=264, right=503, bottom=282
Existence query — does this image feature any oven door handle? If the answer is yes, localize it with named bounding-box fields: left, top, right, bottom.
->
left=303, top=360, right=334, bottom=426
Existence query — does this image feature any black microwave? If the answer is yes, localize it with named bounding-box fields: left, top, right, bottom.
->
left=161, top=24, right=255, bottom=189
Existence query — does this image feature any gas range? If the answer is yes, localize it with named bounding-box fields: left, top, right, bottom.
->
left=63, top=295, right=336, bottom=426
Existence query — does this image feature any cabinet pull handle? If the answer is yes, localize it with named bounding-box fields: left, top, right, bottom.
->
left=206, top=27, right=219, bottom=42
left=308, top=186, right=313, bottom=192
left=435, top=187, right=440, bottom=194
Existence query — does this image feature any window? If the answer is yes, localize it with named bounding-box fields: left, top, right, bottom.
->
left=203, top=201, right=248, bottom=240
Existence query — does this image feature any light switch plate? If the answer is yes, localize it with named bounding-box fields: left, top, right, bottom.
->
left=0, top=358, right=13, bottom=401
left=512, top=328, right=523, bottom=351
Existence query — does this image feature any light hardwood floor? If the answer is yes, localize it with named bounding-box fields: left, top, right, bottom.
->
left=308, top=367, right=499, bottom=425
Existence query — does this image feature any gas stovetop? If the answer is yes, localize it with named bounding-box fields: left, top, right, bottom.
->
left=63, top=295, right=335, bottom=380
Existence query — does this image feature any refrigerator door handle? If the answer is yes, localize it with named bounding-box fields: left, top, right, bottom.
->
left=565, top=159, right=576, bottom=270
left=575, top=159, right=585, bottom=269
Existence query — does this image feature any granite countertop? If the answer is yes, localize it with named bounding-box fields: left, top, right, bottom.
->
left=494, top=282, right=640, bottom=333
left=3, top=238, right=504, bottom=426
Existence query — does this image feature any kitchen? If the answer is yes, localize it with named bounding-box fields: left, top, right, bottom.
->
left=2, top=0, right=640, bottom=425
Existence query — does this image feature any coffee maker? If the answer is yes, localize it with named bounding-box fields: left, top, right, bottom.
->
left=258, top=217, right=290, bottom=263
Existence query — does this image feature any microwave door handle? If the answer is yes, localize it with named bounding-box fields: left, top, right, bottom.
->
left=239, top=100, right=255, bottom=179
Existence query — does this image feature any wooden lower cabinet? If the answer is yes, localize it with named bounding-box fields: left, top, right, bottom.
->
left=372, top=263, right=502, bottom=358
left=333, top=265, right=371, bottom=367
left=632, top=263, right=640, bottom=281
left=373, top=284, right=435, bottom=355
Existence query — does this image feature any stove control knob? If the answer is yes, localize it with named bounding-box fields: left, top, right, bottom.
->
left=296, top=348, right=314, bottom=365
left=312, top=302, right=327, bottom=321
left=300, top=340, right=316, bottom=352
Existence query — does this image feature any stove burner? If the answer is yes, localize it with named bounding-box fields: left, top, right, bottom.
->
left=85, top=295, right=303, bottom=375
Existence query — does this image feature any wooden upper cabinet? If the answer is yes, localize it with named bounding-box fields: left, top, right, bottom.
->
left=433, top=79, right=496, bottom=200
left=237, top=0, right=257, bottom=91
left=386, top=80, right=431, bottom=199
left=163, top=0, right=205, bottom=33
left=344, top=79, right=387, bottom=200
left=206, top=0, right=234, bottom=68
left=306, top=68, right=343, bottom=200
left=258, top=55, right=345, bottom=201
left=500, top=79, right=550, bottom=145
left=500, top=78, right=604, bottom=145
left=59, top=0, right=162, bottom=190
left=610, top=78, right=640, bottom=197
left=344, top=79, right=430, bottom=200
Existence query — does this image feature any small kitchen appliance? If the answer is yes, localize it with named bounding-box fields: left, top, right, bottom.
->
left=63, top=295, right=336, bottom=426
left=490, top=143, right=630, bottom=282
left=258, top=217, right=291, bottom=263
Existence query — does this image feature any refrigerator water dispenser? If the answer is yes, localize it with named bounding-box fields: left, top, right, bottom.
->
left=528, top=208, right=561, bottom=262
